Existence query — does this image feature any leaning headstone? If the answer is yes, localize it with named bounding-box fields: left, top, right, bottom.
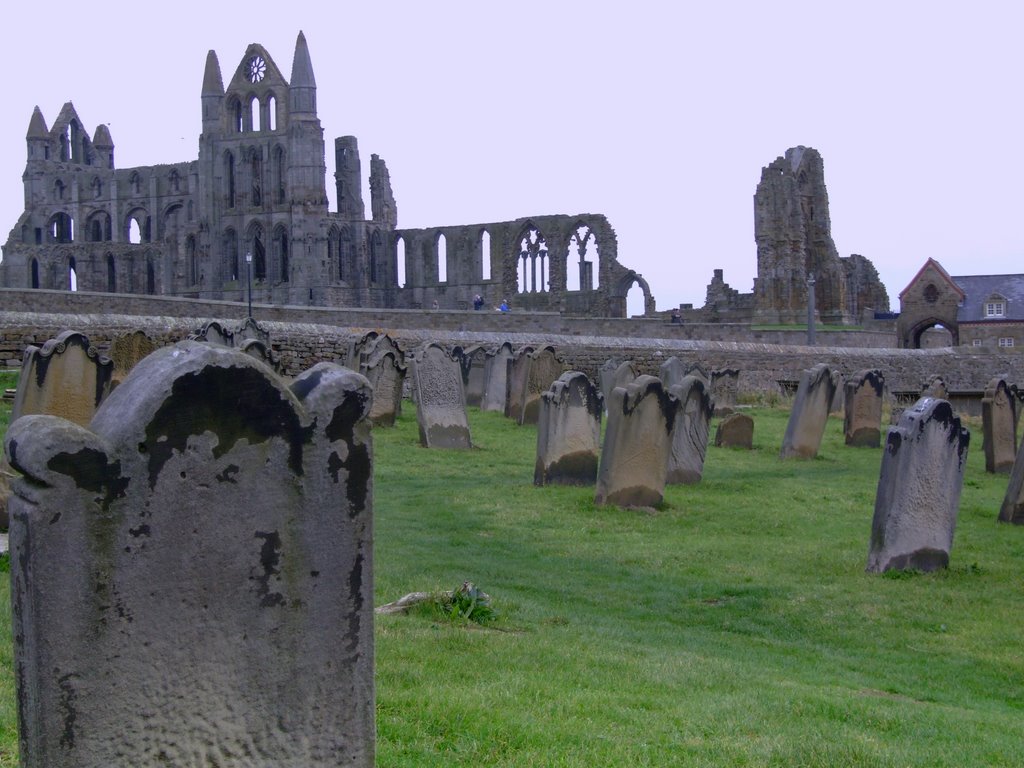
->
left=921, top=374, right=948, bottom=399
left=830, top=374, right=846, bottom=415
left=780, top=363, right=838, bottom=459
left=189, top=319, right=234, bottom=346
left=108, top=330, right=157, bottom=386
left=413, top=343, right=472, bottom=449
left=11, top=330, right=113, bottom=426
left=534, top=372, right=603, bottom=486
left=998, top=438, right=1024, bottom=524
left=666, top=375, right=714, bottom=484
left=518, top=346, right=563, bottom=425
left=982, top=376, right=1017, bottom=473
left=715, top=412, right=754, bottom=449
left=505, top=345, right=535, bottom=421
left=867, top=397, right=970, bottom=573
left=362, top=350, right=406, bottom=427
left=709, top=368, right=739, bottom=416
left=4, top=341, right=375, bottom=767
left=844, top=369, right=885, bottom=447
left=658, top=356, right=687, bottom=390
left=480, top=342, right=513, bottom=413
left=595, top=375, right=675, bottom=508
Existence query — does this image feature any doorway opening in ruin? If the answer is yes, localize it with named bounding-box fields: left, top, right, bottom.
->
left=909, top=319, right=957, bottom=349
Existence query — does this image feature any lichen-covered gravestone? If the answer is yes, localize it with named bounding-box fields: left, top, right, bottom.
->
left=413, top=343, right=472, bottom=449
left=982, top=376, right=1017, bottom=474
left=867, top=397, right=970, bottom=573
left=362, top=349, right=407, bottom=427
left=780, top=363, right=838, bottom=459
left=11, top=330, right=113, bottom=426
left=534, top=372, right=603, bottom=486
left=921, top=374, right=948, bottom=399
left=715, top=412, right=754, bottom=449
left=666, top=375, right=714, bottom=484
left=4, top=341, right=375, bottom=767
left=480, top=342, right=513, bottom=413
left=460, top=346, right=489, bottom=407
left=844, top=369, right=885, bottom=447
left=710, top=368, right=739, bottom=416
left=518, top=346, right=563, bottom=425
left=596, top=375, right=675, bottom=508
left=108, top=330, right=157, bottom=386
left=505, top=345, right=535, bottom=421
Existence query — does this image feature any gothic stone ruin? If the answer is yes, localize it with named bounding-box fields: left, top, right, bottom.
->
left=780, top=363, right=839, bottom=460
left=4, top=342, right=375, bottom=767
left=0, top=33, right=652, bottom=318
left=534, top=372, right=603, bottom=486
left=867, top=398, right=970, bottom=573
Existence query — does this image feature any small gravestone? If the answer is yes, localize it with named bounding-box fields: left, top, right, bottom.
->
left=715, top=412, right=754, bottom=449
left=867, top=397, right=970, bottom=573
left=534, top=372, right=603, bottom=486
left=505, top=345, right=535, bottom=421
left=362, top=350, right=407, bottom=427
left=239, top=338, right=276, bottom=370
left=601, top=360, right=638, bottom=411
left=480, top=342, right=513, bottom=413
left=685, top=362, right=710, bottom=385
left=998, top=439, right=1024, bottom=524
left=108, top=330, right=157, bottom=386
left=235, top=316, right=272, bottom=346
left=666, top=375, right=714, bottom=484
left=830, top=374, right=845, bottom=415
left=596, top=375, right=675, bottom=508
left=710, top=368, right=739, bottom=416
left=189, top=319, right=234, bottom=346
left=598, top=359, right=622, bottom=400
left=921, top=374, right=948, bottom=399
left=4, top=342, right=375, bottom=767
left=844, top=369, right=885, bottom=447
left=518, top=346, right=563, bottom=425
left=460, top=346, right=489, bottom=407
left=983, top=376, right=1017, bottom=474
left=413, top=343, right=472, bottom=449
left=11, top=330, right=114, bottom=426
left=658, top=356, right=687, bottom=389
left=780, top=363, right=838, bottom=459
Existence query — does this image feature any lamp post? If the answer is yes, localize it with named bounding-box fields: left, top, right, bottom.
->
left=806, top=271, right=816, bottom=346
left=245, top=251, right=253, bottom=320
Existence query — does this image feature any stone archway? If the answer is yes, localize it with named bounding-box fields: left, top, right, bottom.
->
left=610, top=271, right=655, bottom=318
left=901, top=316, right=959, bottom=349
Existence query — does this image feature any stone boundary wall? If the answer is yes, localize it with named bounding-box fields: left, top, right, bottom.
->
left=0, top=288, right=896, bottom=348
left=1, top=308, right=1021, bottom=399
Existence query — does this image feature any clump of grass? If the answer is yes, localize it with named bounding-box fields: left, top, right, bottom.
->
left=413, top=582, right=497, bottom=625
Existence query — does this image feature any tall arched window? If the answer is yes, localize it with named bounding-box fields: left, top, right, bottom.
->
left=273, top=146, right=285, bottom=203
left=225, top=151, right=236, bottom=208
left=30, top=258, right=40, bottom=289
left=396, top=235, right=406, bottom=288
left=275, top=227, right=289, bottom=282
left=436, top=233, right=447, bottom=283
left=68, top=257, right=78, bottom=291
left=250, top=95, right=261, bottom=132
left=252, top=225, right=266, bottom=280
left=146, top=261, right=156, bottom=294
left=107, top=253, right=116, bottom=292
left=251, top=150, right=263, bottom=207
left=339, top=228, right=352, bottom=282
left=480, top=229, right=491, bottom=281
left=224, top=228, right=239, bottom=281
left=267, top=94, right=277, bottom=131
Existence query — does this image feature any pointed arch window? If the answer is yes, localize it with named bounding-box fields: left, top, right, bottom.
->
left=251, top=150, right=263, bottom=207
left=274, top=227, right=289, bottom=282
left=146, top=261, right=156, bottom=294
left=252, top=226, right=267, bottom=280
left=107, top=253, right=116, bottom=292
left=273, top=146, right=286, bottom=204
left=225, top=151, right=236, bottom=208
left=267, top=94, right=277, bottom=131
left=30, top=258, right=40, bottom=289
left=224, top=228, right=239, bottom=281
left=518, top=227, right=549, bottom=293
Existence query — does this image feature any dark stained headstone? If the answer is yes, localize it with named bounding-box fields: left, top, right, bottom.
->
left=714, top=412, right=754, bottom=449
left=844, top=369, right=885, bottom=448
left=666, top=375, right=714, bottom=485
left=108, top=330, right=157, bottom=386
left=867, top=397, right=970, bottom=573
left=413, top=343, right=472, bottom=449
left=505, top=345, right=535, bottom=421
left=780, top=363, right=838, bottom=459
left=534, top=372, right=603, bottom=486
left=460, top=346, right=489, bottom=407
left=982, top=376, right=1017, bottom=473
left=4, top=342, right=376, bottom=767
left=596, top=375, right=675, bottom=508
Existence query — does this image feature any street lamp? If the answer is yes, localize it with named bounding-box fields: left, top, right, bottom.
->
left=245, top=251, right=253, bottom=319
left=806, top=271, right=816, bottom=346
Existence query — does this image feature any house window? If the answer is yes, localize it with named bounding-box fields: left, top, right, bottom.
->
left=998, top=337, right=1014, bottom=347
left=972, top=339, right=982, bottom=347
left=986, top=302, right=1006, bottom=317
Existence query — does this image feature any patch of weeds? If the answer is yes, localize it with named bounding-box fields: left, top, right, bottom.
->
left=411, top=582, right=497, bottom=625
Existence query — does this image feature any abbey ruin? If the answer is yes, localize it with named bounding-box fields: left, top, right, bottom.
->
left=0, top=33, right=654, bottom=317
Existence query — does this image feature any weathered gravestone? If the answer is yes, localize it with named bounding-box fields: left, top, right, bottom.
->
left=867, top=397, right=970, bottom=573
left=780, top=363, right=838, bottom=459
left=998, top=437, right=1024, bottom=524
left=413, top=343, right=472, bottom=449
left=458, top=345, right=489, bottom=407
left=362, top=350, right=407, bottom=427
left=108, top=330, right=157, bottom=386
left=595, top=375, right=675, bottom=508
left=921, top=374, right=948, bottom=399
left=534, top=372, right=603, bottom=486
left=480, top=342, right=514, bottom=413
left=11, top=330, right=114, bottom=426
left=666, top=375, right=714, bottom=484
left=658, top=356, right=687, bottom=390
left=844, top=369, right=885, bottom=448
left=4, top=341, right=375, bottom=767
left=715, top=412, right=754, bottom=449
left=982, top=376, right=1017, bottom=474
left=709, top=368, right=739, bottom=416
left=517, top=346, right=563, bottom=425
left=189, top=319, right=234, bottom=346
left=685, top=362, right=710, bottom=385
left=505, top=345, right=535, bottom=421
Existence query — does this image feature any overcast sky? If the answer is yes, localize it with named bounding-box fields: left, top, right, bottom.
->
left=1, top=1, right=1021, bottom=315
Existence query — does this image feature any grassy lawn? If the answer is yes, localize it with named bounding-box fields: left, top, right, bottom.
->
left=0, top=393, right=1022, bottom=766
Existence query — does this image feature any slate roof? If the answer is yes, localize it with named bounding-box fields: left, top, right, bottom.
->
left=952, top=273, right=1024, bottom=322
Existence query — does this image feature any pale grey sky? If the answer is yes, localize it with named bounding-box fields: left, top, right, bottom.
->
left=2, top=1, right=1021, bottom=315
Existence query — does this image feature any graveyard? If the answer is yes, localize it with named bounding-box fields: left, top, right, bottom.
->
left=0, top=376, right=1022, bottom=766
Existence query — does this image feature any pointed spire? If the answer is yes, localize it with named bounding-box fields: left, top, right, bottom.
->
left=93, top=123, right=113, bottom=148
left=26, top=106, right=48, bottom=139
left=202, top=50, right=224, bottom=96
left=290, top=31, right=316, bottom=88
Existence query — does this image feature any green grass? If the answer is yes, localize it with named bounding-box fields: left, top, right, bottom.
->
left=0, top=400, right=1022, bottom=766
